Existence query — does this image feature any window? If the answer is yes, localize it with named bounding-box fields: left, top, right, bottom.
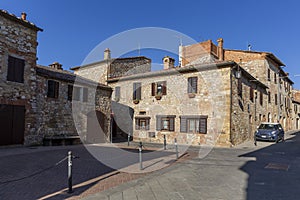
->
left=7, top=56, right=25, bottom=83
left=115, top=86, right=120, bottom=101
left=267, top=69, right=271, bottom=81
left=260, top=91, right=263, bottom=106
left=188, top=77, right=198, bottom=94
left=275, top=94, right=278, bottom=105
left=152, top=81, right=167, bottom=96
left=135, top=117, right=150, bottom=130
left=73, top=86, right=88, bottom=102
left=268, top=92, right=271, bottom=103
left=274, top=72, right=277, bottom=84
left=250, top=87, right=254, bottom=102
left=47, top=80, right=59, bottom=98
left=133, top=82, right=141, bottom=100
left=156, top=115, right=175, bottom=131
left=67, top=85, right=73, bottom=101
left=238, top=79, right=242, bottom=97
left=180, top=115, right=207, bottom=134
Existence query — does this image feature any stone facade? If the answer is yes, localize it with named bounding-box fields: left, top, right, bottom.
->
left=0, top=10, right=112, bottom=146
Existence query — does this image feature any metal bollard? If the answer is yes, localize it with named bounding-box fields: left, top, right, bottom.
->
left=128, top=134, right=130, bottom=146
left=163, top=135, right=167, bottom=150
left=175, top=138, right=178, bottom=160
left=139, top=142, right=143, bottom=170
left=68, top=151, right=73, bottom=193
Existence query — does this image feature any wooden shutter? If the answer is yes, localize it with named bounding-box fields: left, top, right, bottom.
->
left=156, top=116, right=161, bottom=131
left=188, top=77, right=197, bottom=93
left=135, top=119, right=139, bottom=130
left=83, top=87, right=88, bottom=102
left=115, top=87, right=120, bottom=99
left=180, top=117, right=187, bottom=133
left=47, top=80, right=55, bottom=98
left=169, top=117, right=174, bottom=131
left=199, top=117, right=207, bottom=134
left=162, top=81, right=167, bottom=95
left=15, top=58, right=25, bottom=83
left=146, top=119, right=150, bottom=130
left=7, top=56, right=25, bottom=83
left=54, top=81, right=59, bottom=98
left=136, top=83, right=141, bottom=100
left=151, top=83, right=156, bottom=96
left=68, top=85, right=73, bottom=101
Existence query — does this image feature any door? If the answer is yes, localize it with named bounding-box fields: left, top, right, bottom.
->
left=0, top=104, right=25, bottom=145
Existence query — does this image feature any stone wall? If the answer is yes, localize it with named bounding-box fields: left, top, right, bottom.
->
left=0, top=12, right=41, bottom=145
left=109, top=64, right=232, bottom=146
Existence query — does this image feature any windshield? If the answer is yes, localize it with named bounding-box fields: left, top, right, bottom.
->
left=258, top=124, right=277, bottom=130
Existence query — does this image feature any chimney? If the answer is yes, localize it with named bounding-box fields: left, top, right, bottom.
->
left=104, top=48, right=111, bottom=60
left=163, top=56, right=175, bottom=70
left=217, top=38, right=224, bottom=61
left=49, top=62, right=63, bottom=70
left=21, top=12, right=27, bottom=21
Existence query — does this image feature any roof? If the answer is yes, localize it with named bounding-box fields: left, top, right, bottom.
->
left=71, top=56, right=151, bottom=71
left=36, top=65, right=112, bottom=90
left=0, top=10, right=43, bottom=32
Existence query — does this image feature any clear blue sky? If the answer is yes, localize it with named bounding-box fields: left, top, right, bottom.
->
left=1, top=0, right=300, bottom=88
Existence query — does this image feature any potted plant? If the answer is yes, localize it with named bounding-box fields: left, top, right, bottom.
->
left=133, top=99, right=140, bottom=104
left=155, top=94, right=162, bottom=100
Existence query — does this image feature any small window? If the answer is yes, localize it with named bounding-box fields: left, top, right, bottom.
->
left=156, top=115, right=175, bottom=131
left=268, top=92, right=271, bottom=103
left=135, top=117, right=150, bottom=130
left=188, top=77, right=198, bottom=94
left=152, top=81, right=167, bottom=96
left=274, top=73, right=277, bottom=84
left=275, top=94, right=278, bottom=105
left=180, top=115, right=207, bottom=134
left=260, top=92, right=263, bottom=106
left=250, top=87, right=254, bottom=102
left=47, top=80, right=59, bottom=98
left=73, top=86, right=88, bottom=102
left=238, top=79, right=242, bottom=97
left=133, top=82, right=141, bottom=100
left=7, top=56, right=25, bottom=83
left=267, top=69, right=271, bottom=81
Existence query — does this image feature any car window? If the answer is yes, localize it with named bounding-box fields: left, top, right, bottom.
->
left=258, top=124, right=275, bottom=130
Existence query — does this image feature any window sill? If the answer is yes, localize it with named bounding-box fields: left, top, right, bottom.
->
left=188, top=93, right=196, bottom=98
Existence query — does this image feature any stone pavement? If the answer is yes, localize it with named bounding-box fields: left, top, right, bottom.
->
left=0, top=130, right=299, bottom=200
left=82, top=130, right=300, bottom=200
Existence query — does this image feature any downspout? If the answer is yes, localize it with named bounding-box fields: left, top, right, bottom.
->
left=229, top=66, right=233, bottom=145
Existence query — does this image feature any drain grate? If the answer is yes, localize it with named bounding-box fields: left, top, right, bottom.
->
left=265, top=163, right=290, bottom=171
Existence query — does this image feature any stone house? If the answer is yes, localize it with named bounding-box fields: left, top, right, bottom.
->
left=73, top=37, right=298, bottom=146
left=73, top=47, right=269, bottom=146
left=0, top=10, right=112, bottom=146
left=182, top=39, right=295, bottom=131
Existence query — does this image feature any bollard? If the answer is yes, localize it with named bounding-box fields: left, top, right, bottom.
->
left=163, top=134, right=166, bottom=150
left=128, top=134, right=130, bottom=146
left=175, top=138, right=178, bottom=160
left=139, top=142, right=143, bottom=170
left=68, top=151, right=73, bottom=193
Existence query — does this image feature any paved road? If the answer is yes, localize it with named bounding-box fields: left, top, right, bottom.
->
left=0, top=130, right=299, bottom=200
left=83, top=130, right=300, bottom=200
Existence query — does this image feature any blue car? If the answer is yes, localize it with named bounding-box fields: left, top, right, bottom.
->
left=255, top=123, right=284, bottom=143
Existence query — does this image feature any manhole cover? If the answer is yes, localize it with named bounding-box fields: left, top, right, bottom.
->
left=265, top=163, right=289, bottom=171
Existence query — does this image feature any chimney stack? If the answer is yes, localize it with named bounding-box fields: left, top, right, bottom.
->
left=217, top=38, right=224, bottom=61
left=104, top=48, right=111, bottom=60
left=49, top=62, right=63, bottom=70
left=163, top=56, right=175, bottom=70
left=21, top=12, right=27, bottom=21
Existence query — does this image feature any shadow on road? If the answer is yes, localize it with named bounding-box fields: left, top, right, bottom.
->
left=240, top=131, right=300, bottom=200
